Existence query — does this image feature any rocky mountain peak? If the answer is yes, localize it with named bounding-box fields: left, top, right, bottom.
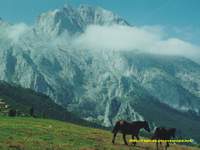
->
left=35, top=4, right=129, bottom=36
left=78, top=4, right=129, bottom=26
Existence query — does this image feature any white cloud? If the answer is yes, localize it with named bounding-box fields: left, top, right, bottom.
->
left=74, top=25, right=160, bottom=51
left=1, top=22, right=199, bottom=62
left=73, top=25, right=200, bottom=62
left=6, top=23, right=30, bottom=43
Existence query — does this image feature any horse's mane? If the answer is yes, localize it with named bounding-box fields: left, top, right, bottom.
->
left=116, top=120, right=146, bottom=125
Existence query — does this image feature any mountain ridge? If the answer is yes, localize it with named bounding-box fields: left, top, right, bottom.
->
left=35, top=4, right=129, bottom=36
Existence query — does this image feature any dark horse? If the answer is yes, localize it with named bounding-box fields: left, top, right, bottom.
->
left=112, top=120, right=150, bottom=145
left=152, top=127, right=176, bottom=150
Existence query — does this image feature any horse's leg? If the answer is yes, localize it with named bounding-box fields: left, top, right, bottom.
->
left=123, top=133, right=128, bottom=145
left=136, top=135, right=140, bottom=140
left=112, top=131, right=117, bottom=144
left=165, top=143, right=168, bottom=150
left=164, top=142, right=169, bottom=150
left=156, top=140, right=159, bottom=150
left=166, top=142, right=169, bottom=147
left=132, top=135, right=136, bottom=146
left=133, top=135, right=140, bottom=146
left=131, top=135, right=134, bottom=140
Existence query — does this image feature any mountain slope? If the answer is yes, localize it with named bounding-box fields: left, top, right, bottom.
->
left=120, top=51, right=200, bottom=111
left=0, top=81, right=102, bottom=128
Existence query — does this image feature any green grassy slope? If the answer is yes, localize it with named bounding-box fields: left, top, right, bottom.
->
left=0, top=81, right=102, bottom=128
left=0, top=116, right=199, bottom=150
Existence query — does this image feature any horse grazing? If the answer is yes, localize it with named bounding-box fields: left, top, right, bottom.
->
left=112, top=120, right=150, bottom=145
left=152, top=127, right=176, bottom=150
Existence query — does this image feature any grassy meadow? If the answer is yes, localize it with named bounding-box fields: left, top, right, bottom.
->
left=0, top=116, right=199, bottom=150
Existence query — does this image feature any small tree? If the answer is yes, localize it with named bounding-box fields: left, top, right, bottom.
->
left=30, top=107, right=34, bottom=117
left=8, top=109, right=17, bottom=117
left=42, top=112, right=46, bottom=118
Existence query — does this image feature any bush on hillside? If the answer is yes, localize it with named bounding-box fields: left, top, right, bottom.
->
left=8, top=109, right=17, bottom=117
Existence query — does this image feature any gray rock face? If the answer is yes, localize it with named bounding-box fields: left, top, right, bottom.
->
left=35, top=4, right=128, bottom=36
left=0, top=5, right=200, bottom=128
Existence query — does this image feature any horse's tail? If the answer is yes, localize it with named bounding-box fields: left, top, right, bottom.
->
left=112, top=128, right=115, bottom=133
left=112, top=124, right=117, bottom=133
left=112, top=121, right=120, bottom=133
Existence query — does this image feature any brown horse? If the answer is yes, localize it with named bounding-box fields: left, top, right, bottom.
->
left=152, top=127, right=176, bottom=150
left=112, top=120, right=150, bottom=145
